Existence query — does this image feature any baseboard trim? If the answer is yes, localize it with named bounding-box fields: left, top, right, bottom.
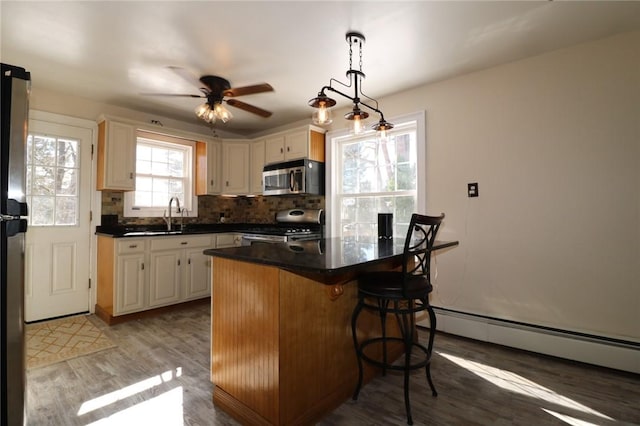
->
left=421, top=307, right=640, bottom=374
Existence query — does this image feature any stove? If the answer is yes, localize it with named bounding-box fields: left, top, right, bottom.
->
left=241, top=209, right=324, bottom=244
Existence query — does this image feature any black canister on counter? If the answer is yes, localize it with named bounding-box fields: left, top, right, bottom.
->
left=377, top=213, right=393, bottom=239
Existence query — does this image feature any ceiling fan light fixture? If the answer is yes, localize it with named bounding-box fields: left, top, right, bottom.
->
left=309, top=31, right=393, bottom=138
left=195, top=103, right=210, bottom=119
left=214, top=103, right=233, bottom=123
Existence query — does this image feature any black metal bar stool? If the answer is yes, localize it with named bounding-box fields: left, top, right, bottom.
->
left=351, top=213, right=444, bottom=425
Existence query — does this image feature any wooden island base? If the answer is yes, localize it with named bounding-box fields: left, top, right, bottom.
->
left=211, top=257, right=403, bottom=425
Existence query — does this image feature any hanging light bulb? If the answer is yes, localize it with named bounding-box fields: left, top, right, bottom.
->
left=345, top=105, right=369, bottom=135
left=372, top=118, right=394, bottom=142
left=195, top=103, right=210, bottom=119
left=309, top=92, right=336, bottom=125
left=205, top=108, right=217, bottom=123
left=214, top=103, right=233, bottom=123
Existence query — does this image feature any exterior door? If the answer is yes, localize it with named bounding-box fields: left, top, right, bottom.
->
left=24, top=119, right=93, bottom=322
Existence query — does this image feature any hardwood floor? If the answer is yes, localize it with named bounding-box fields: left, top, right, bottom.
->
left=27, top=303, right=639, bottom=425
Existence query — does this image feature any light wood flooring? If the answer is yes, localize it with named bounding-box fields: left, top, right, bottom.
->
left=27, top=303, right=640, bottom=425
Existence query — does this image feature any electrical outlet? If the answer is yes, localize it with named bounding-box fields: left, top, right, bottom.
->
left=468, top=182, right=479, bottom=197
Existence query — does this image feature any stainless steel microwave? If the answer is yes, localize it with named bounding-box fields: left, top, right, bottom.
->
left=262, top=159, right=324, bottom=196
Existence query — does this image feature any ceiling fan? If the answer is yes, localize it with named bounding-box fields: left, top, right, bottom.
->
left=143, top=66, right=274, bottom=124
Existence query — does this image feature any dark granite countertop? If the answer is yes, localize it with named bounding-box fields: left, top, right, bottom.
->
left=96, top=223, right=275, bottom=238
left=203, top=238, right=459, bottom=277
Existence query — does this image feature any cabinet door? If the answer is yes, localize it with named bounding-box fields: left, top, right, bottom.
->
left=115, top=253, right=146, bottom=314
left=98, top=120, right=136, bottom=190
left=207, top=141, right=223, bottom=194
left=222, top=142, right=250, bottom=195
left=264, top=135, right=285, bottom=164
left=149, top=250, right=182, bottom=307
left=184, top=248, right=211, bottom=300
left=250, top=140, right=265, bottom=194
left=284, top=129, right=308, bottom=160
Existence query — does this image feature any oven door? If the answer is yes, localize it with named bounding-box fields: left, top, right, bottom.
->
left=241, top=233, right=286, bottom=246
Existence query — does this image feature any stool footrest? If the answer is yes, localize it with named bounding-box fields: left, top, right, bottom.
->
left=358, top=336, right=433, bottom=371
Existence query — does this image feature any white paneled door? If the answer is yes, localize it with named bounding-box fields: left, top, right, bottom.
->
left=25, top=119, right=93, bottom=322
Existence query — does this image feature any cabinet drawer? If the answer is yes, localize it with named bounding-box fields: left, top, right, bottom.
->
left=117, top=239, right=146, bottom=254
left=150, top=235, right=213, bottom=251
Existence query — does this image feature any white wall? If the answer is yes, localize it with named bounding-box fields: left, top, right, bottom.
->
left=378, top=31, right=639, bottom=344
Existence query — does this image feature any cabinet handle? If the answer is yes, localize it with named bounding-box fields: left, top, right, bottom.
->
left=141, top=263, right=144, bottom=271
left=210, top=179, right=214, bottom=186
left=178, top=259, right=181, bottom=266
left=226, top=181, right=229, bottom=187
left=188, top=258, right=191, bottom=265
left=287, top=146, right=290, bottom=152
left=129, top=244, right=137, bottom=248
left=129, top=172, right=134, bottom=179
left=180, top=241, right=188, bottom=245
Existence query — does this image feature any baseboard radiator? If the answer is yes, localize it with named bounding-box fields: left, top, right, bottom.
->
left=417, top=307, right=640, bottom=374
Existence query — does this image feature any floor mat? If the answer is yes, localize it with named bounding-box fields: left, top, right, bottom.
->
left=26, top=315, right=115, bottom=369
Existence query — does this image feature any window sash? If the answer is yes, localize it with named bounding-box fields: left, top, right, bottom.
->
left=123, top=134, right=196, bottom=218
left=331, top=116, right=420, bottom=240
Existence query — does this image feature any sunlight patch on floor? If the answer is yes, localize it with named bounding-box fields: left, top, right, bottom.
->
left=77, top=368, right=182, bottom=416
left=437, top=352, right=613, bottom=421
left=85, top=386, right=183, bottom=425
left=542, top=408, right=606, bottom=426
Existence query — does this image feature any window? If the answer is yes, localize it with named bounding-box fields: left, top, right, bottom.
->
left=26, top=134, right=80, bottom=226
left=329, top=112, right=424, bottom=241
left=124, top=132, right=197, bottom=218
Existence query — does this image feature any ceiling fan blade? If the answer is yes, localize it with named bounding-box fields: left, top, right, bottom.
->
left=226, top=99, right=272, bottom=117
left=167, top=66, right=203, bottom=89
left=140, top=93, right=205, bottom=98
left=224, top=83, right=274, bottom=97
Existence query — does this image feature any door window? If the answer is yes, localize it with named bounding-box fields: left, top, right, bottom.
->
left=26, top=134, right=80, bottom=226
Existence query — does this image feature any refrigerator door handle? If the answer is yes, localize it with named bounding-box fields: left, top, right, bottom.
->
left=6, top=199, right=28, bottom=216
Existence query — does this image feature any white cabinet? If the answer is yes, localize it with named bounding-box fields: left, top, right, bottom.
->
left=196, top=140, right=222, bottom=195
left=97, top=119, right=136, bottom=191
left=149, top=235, right=213, bottom=307
left=114, top=239, right=146, bottom=315
left=222, top=141, right=250, bottom=195
left=184, top=248, right=212, bottom=300
left=263, top=126, right=326, bottom=164
left=250, top=140, right=265, bottom=195
left=148, top=249, right=182, bottom=308
left=97, top=234, right=214, bottom=320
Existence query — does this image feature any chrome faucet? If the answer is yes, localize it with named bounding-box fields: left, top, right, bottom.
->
left=163, top=197, right=181, bottom=231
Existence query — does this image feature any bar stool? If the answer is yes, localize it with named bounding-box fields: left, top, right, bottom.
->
left=351, top=213, right=444, bottom=425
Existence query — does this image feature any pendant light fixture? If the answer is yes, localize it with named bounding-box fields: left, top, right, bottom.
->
left=309, top=31, right=393, bottom=137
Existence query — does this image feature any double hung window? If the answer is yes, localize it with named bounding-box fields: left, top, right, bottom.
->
left=124, top=132, right=196, bottom=218
left=330, top=113, right=424, bottom=241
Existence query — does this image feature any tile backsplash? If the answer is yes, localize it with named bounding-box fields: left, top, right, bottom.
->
left=101, top=191, right=325, bottom=225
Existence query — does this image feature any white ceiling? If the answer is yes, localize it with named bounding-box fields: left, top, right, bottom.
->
left=2, top=1, right=640, bottom=137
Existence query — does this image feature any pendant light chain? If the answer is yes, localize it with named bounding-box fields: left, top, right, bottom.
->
left=359, top=38, right=363, bottom=72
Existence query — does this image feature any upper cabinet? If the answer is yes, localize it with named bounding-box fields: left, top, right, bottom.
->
left=222, top=141, right=250, bottom=195
left=250, top=140, right=265, bottom=195
left=196, top=140, right=222, bottom=195
left=96, top=119, right=136, bottom=191
left=264, top=125, right=325, bottom=165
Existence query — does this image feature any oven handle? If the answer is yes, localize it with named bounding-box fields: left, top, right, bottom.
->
left=241, top=234, right=282, bottom=242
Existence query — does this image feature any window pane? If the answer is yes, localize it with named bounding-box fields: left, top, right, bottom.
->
left=137, top=144, right=152, bottom=161
left=56, top=167, right=77, bottom=196
left=55, top=197, right=77, bottom=225
left=57, top=139, right=78, bottom=167
left=32, top=166, right=55, bottom=195
left=30, top=196, right=54, bottom=226
left=397, top=163, right=416, bottom=190
left=33, top=136, right=56, bottom=166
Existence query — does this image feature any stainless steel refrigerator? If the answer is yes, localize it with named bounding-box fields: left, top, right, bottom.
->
left=1, top=63, right=30, bottom=426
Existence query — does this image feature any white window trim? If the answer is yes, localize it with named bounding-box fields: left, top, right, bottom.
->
left=326, top=111, right=426, bottom=237
left=123, top=132, right=199, bottom=218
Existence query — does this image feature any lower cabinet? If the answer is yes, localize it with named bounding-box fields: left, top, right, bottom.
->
left=96, top=234, right=215, bottom=322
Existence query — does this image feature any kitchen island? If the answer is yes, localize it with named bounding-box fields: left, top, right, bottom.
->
left=204, top=238, right=458, bottom=425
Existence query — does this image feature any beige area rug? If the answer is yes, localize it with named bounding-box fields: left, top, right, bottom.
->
left=26, top=315, right=116, bottom=369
